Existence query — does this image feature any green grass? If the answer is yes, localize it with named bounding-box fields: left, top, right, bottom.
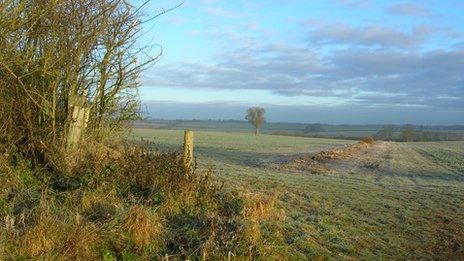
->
left=133, top=129, right=355, bottom=168
left=162, top=120, right=309, bottom=134
left=143, top=120, right=464, bottom=140
left=409, top=142, right=464, bottom=173
left=132, top=129, right=464, bottom=259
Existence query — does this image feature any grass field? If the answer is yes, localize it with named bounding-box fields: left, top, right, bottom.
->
left=139, top=120, right=464, bottom=140
left=140, top=120, right=384, bottom=137
left=132, top=129, right=464, bottom=259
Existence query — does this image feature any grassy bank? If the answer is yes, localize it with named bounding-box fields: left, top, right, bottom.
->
left=0, top=141, right=292, bottom=259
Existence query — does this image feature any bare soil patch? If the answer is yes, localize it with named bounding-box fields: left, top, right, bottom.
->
left=281, top=140, right=382, bottom=173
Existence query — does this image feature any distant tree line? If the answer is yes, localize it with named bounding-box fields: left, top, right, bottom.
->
left=416, top=125, right=464, bottom=131
left=271, top=131, right=362, bottom=141
left=304, top=123, right=326, bottom=133
left=142, top=118, right=464, bottom=142
left=374, top=125, right=464, bottom=142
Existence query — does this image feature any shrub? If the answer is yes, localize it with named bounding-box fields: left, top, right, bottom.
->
left=0, top=141, right=290, bottom=259
left=0, top=0, right=177, bottom=169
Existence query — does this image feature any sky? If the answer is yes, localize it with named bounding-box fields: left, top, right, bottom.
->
left=137, top=0, right=464, bottom=124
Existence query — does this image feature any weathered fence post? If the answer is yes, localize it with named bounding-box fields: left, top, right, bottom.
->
left=183, top=130, right=194, bottom=171
left=67, top=93, right=90, bottom=149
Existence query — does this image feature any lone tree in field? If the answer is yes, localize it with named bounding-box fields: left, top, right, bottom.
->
left=246, top=107, right=266, bottom=135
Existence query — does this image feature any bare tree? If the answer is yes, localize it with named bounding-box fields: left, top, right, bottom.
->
left=0, top=0, right=178, bottom=164
left=401, top=124, right=415, bottom=142
left=245, top=107, right=266, bottom=135
left=377, top=125, right=395, bottom=141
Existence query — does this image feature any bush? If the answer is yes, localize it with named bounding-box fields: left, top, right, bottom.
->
left=0, top=141, right=291, bottom=259
left=0, top=0, right=166, bottom=169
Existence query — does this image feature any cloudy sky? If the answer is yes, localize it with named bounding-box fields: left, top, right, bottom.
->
left=138, top=0, right=464, bottom=124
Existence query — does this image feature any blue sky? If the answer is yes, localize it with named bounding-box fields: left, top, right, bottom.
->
left=137, top=0, right=464, bottom=124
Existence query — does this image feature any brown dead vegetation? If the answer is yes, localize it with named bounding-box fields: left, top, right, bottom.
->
left=123, top=205, right=164, bottom=248
left=20, top=199, right=62, bottom=258
left=62, top=216, right=101, bottom=259
left=313, top=140, right=373, bottom=161
left=282, top=139, right=376, bottom=172
left=427, top=213, right=464, bottom=260
left=0, top=141, right=293, bottom=259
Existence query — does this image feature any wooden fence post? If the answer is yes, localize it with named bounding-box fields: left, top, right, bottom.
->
left=67, top=93, right=89, bottom=149
left=183, top=130, right=194, bottom=171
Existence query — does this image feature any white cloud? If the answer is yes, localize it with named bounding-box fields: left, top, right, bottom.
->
left=387, top=3, right=433, bottom=17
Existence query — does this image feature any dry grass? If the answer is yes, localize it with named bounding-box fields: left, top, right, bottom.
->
left=238, top=193, right=289, bottom=259
left=243, top=193, right=285, bottom=222
left=0, top=140, right=290, bottom=259
left=61, top=215, right=101, bottom=259
left=19, top=198, right=62, bottom=258
left=312, top=140, right=372, bottom=161
left=123, top=206, right=164, bottom=248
